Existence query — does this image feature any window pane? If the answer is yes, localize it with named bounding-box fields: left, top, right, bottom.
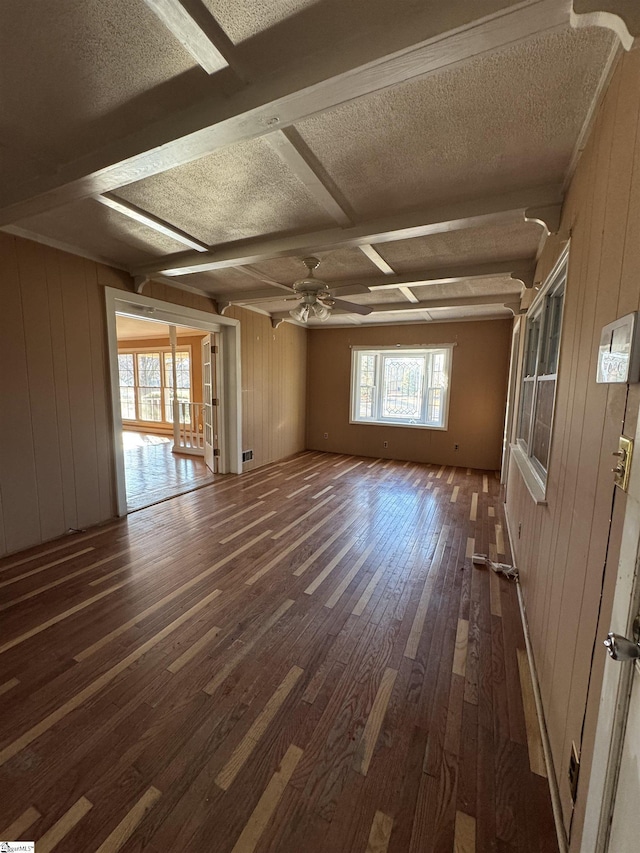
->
left=382, top=356, right=424, bottom=419
left=137, top=353, right=161, bottom=387
left=524, top=318, right=540, bottom=377
left=119, top=386, right=136, bottom=420
left=531, top=378, right=555, bottom=472
left=426, top=387, right=442, bottom=424
left=138, top=388, right=162, bottom=421
left=117, top=353, right=134, bottom=386
left=518, top=379, right=534, bottom=446
left=175, top=352, right=191, bottom=388
left=542, top=291, right=564, bottom=375
left=358, top=353, right=376, bottom=418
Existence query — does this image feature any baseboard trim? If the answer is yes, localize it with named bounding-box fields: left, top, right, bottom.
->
left=504, top=504, right=569, bottom=853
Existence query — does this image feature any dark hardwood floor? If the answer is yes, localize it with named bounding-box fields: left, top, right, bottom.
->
left=0, top=452, right=558, bottom=852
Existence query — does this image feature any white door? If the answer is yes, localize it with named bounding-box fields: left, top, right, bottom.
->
left=201, top=334, right=218, bottom=473
left=608, top=660, right=640, bottom=852
left=582, top=413, right=640, bottom=852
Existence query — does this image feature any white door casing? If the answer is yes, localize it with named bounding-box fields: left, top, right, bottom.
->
left=104, top=287, right=242, bottom=514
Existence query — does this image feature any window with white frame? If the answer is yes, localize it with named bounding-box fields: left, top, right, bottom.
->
left=350, top=346, right=452, bottom=429
left=516, top=254, right=567, bottom=484
left=117, top=348, right=192, bottom=425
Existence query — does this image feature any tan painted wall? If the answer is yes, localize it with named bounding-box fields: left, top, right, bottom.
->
left=225, top=306, right=307, bottom=471
left=306, top=319, right=512, bottom=470
left=0, top=235, right=307, bottom=556
left=505, top=49, right=640, bottom=848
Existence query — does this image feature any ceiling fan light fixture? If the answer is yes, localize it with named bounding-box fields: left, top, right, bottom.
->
left=312, top=301, right=331, bottom=321
left=290, top=303, right=310, bottom=322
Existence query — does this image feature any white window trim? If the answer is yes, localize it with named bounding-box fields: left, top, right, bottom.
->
left=349, top=344, right=454, bottom=431
left=511, top=244, right=569, bottom=501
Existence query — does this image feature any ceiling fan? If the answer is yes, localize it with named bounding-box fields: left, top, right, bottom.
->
left=287, top=257, right=372, bottom=322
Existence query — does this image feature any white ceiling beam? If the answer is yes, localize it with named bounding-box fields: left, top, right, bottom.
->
left=365, top=259, right=536, bottom=289
left=208, top=259, right=534, bottom=304
left=95, top=193, right=210, bottom=252
left=370, top=293, right=517, bottom=312
left=269, top=292, right=518, bottom=321
left=267, top=128, right=354, bottom=226
left=142, top=0, right=230, bottom=74
left=359, top=244, right=396, bottom=274
left=137, top=185, right=559, bottom=277
left=399, top=286, right=420, bottom=303
left=0, top=0, right=569, bottom=226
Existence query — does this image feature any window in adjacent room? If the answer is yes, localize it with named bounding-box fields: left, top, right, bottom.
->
left=350, top=345, right=453, bottom=429
left=516, top=251, right=567, bottom=487
left=117, top=348, right=192, bottom=426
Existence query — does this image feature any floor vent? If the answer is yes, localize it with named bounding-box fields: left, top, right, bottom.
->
left=242, top=450, right=254, bottom=462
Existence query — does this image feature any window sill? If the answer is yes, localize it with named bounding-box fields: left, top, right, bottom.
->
left=349, top=419, right=447, bottom=431
left=510, top=443, right=548, bottom=506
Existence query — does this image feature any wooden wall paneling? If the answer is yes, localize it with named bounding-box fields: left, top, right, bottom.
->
left=550, top=76, right=621, bottom=817
left=617, top=63, right=640, bottom=321
left=58, top=251, right=103, bottom=530
left=0, top=234, right=42, bottom=552
left=84, top=259, right=115, bottom=523
left=0, top=486, right=6, bottom=557
left=560, top=56, right=640, bottom=829
left=15, top=238, right=66, bottom=543
left=506, top=50, right=640, bottom=847
left=223, top=306, right=307, bottom=472
left=44, top=245, right=78, bottom=530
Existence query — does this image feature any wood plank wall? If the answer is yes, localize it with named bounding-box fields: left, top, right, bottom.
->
left=306, top=319, right=512, bottom=470
left=224, top=307, right=307, bottom=472
left=505, top=48, right=640, bottom=849
left=0, top=236, right=308, bottom=557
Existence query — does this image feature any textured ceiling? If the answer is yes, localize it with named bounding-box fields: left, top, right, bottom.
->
left=15, top=199, right=191, bottom=267
left=117, top=138, right=334, bottom=245
left=116, top=315, right=205, bottom=340
left=375, top=222, right=542, bottom=271
left=295, top=26, right=614, bottom=217
left=0, top=2, right=619, bottom=328
left=203, top=0, right=520, bottom=75
left=0, top=0, right=213, bottom=176
left=250, top=249, right=380, bottom=285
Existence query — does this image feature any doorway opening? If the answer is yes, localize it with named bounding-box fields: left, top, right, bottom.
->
left=104, top=287, right=242, bottom=515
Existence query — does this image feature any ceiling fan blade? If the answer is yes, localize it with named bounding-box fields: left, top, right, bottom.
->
left=331, top=297, right=372, bottom=316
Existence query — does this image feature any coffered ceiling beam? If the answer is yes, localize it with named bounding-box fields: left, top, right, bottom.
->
left=208, top=259, right=534, bottom=304
left=365, top=260, right=535, bottom=289
left=269, top=292, right=517, bottom=321
left=136, top=185, right=559, bottom=277
left=142, top=0, right=231, bottom=74
left=0, top=0, right=568, bottom=226
left=359, top=244, right=395, bottom=274
left=370, top=293, right=517, bottom=312
left=267, top=128, right=354, bottom=226
left=399, top=286, right=420, bottom=303
left=95, top=193, right=210, bottom=252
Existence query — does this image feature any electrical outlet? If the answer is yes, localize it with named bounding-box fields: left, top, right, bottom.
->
left=454, top=443, right=459, bottom=451
left=383, top=441, right=388, bottom=448
left=323, top=432, right=328, bottom=439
